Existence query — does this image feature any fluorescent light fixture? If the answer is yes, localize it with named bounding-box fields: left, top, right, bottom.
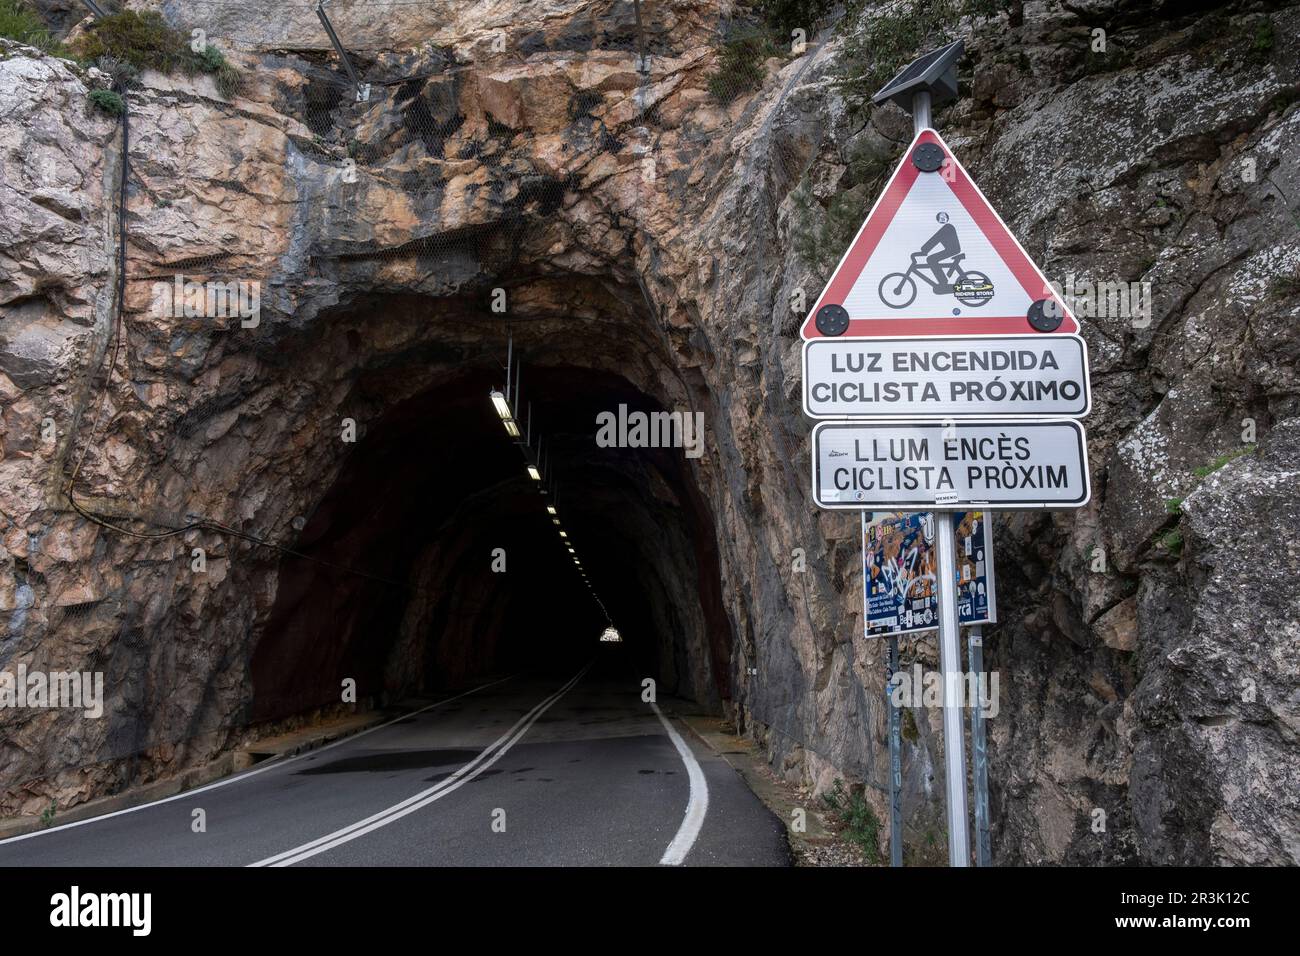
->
left=527, top=465, right=541, bottom=481
left=490, top=389, right=520, bottom=437
left=559, top=531, right=567, bottom=538
left=552, top=518, right=560, bottom=526
left=546, top=505, right=556, bottom=515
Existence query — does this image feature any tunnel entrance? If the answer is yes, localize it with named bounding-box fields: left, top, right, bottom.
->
left=245, top=286, right=731, bottom=724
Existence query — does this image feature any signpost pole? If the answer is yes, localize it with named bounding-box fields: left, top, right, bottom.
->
left=934, top=511, right=971, bottom=865
left=887, top=633, right=903, bottom=867
left=969, top=625, right=991, bottom=866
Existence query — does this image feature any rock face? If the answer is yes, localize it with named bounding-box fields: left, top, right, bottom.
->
left=1, top=0, right=1298, bottom=864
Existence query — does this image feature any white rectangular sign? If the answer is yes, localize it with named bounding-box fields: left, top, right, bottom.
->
left=802, top=334, right=1090, bottom=419
left=812, top=419, right=1090, bottom=511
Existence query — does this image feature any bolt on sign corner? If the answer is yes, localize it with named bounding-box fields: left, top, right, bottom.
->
left=813, top=419, right=1090, bottom=511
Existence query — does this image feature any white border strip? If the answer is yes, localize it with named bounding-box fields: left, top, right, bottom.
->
left=650, top=702, right=709, bottom=866
left=0, top=675, right=515, bottom=847
left=250, top=663, right=591, bottom=867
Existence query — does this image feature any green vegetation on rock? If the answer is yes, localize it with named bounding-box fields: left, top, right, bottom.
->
left=70, top=10, right=240, bottom=96
left=707, top=29, right=777, bottom=104
left=791, top=143, right=892, bottom=274
left=88, top=87, right=125, bottom=116
left=0, top=0, right=65, bottom=55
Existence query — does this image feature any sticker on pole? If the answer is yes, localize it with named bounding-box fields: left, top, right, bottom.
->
left=803, top=333, right=1090, bottom=419
left=812, top=419, right=1090, bottom=510
left=801, top=128, right=1078, bottom=340
left=862, top=511, right=996, bottom=636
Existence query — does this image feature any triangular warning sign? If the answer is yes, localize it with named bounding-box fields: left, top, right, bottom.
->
left=800, top=129, right=1078, bottom=339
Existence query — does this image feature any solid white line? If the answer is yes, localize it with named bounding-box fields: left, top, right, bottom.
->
left=650, top=702, right=709, bottom=866
left=250, top=663, right=591, bottom=867
left=0, top=675, right=515, bottom=847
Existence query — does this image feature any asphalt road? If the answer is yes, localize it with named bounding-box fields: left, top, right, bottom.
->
left=0, top=653, right=790, bottom=867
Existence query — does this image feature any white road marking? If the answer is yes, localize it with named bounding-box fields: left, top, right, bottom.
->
left=650, top=702, right=709, bottom=866
left=0, top=675, right=515, bottom=847
left=250, top=663, right=592, bottom=867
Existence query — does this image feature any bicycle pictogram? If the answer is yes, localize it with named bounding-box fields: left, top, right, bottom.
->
left=879, top=212, right=995, bottom=309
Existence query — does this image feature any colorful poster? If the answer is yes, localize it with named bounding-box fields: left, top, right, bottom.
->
left=861, top=511, right=996, bottom=636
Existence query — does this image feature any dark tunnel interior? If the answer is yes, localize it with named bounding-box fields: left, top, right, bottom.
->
left=247, top=348, right=732, bottom=723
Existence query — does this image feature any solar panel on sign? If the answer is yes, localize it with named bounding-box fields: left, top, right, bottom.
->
left=872, top=39, right=965, bottom=112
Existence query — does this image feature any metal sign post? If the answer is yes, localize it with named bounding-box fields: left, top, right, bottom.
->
left=934, top=509, right=970, bottom=865
left=887, top=634, right=904, bottom=867
left=968, top=624, right=991, bottom=866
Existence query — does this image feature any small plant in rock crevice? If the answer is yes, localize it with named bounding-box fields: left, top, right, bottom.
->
left=1155, top=445, right=1257, bottom=558
left=820, top=778, right=882, bottom=863
left=88, top=87, right=125, bottom=117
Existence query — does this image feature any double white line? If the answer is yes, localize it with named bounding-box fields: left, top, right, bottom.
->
left=249, top=663, right=592, bottom=867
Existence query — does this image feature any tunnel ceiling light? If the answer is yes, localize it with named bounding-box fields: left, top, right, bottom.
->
left=552, top=518, right=561, bottom=526
left=546, top=505, right=557, bottom=515
left=559, top=531, right=567, bottom=538
left=527, top=464, right=542, bottom=481
left=490, top=388, right=521, bottom=437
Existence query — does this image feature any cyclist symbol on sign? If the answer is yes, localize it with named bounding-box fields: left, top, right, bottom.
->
left=879, top=212, right=995, bottom=309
